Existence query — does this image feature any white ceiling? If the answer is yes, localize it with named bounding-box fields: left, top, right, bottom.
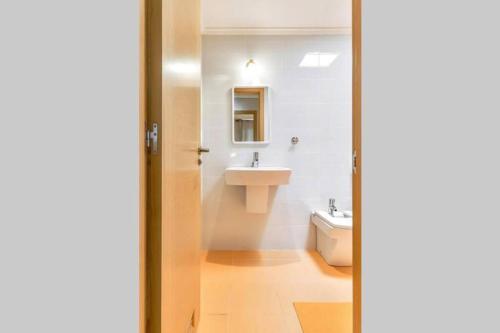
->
left=202, top=0, right=352, bottom=34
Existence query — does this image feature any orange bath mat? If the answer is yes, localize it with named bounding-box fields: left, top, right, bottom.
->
left=294, top=302, right=353, bottom=333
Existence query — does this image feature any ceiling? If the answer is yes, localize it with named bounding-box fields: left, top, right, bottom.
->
left=202, top=0, right=352, bottom=35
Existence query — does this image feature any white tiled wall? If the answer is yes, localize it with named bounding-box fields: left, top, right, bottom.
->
left=202, top=35, right=352, bottom=250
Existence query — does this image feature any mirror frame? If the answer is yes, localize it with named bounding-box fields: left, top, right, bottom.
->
left=231, top=85, right=271, bottom=145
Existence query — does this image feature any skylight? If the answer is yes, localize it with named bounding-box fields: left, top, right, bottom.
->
left=299, top=52, right=338, bottom=68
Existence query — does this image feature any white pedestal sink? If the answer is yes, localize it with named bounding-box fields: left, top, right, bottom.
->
left=225, top=167, right=292, bottom=213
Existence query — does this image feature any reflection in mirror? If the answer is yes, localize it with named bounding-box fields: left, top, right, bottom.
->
left=232, top=87, right=269, bottom=144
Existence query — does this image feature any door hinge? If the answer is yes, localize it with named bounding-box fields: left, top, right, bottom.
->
left=146, top=123, right=159, bottom=154
left=353, top=150, right=358, bottom=174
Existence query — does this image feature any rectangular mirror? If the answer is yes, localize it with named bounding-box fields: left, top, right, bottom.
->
left=232, top=86, right=270, bottom=144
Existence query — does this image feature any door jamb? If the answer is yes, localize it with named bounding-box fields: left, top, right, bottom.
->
left=139, top=1, right=146, bottom=333
left=353, top=0, right=362, bottom=332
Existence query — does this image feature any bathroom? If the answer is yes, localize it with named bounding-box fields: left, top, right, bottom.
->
left=199, top=0, right=354, bottom=331
left=6, top=0, right=497, bottom=332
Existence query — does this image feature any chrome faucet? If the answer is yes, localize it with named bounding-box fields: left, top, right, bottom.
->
left=328, top=198, right=338, bottom=216
left=252, top=152, right=259, bottom=168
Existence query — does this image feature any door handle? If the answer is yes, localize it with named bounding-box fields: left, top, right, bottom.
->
left=198, top=147, right=210, bottom=166
left=198, top=147, right=210, bottom=154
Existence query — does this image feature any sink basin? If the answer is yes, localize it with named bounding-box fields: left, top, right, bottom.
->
left=225, top=167, right=292, bottom=186
left=225, top=167, right=292, bottom=213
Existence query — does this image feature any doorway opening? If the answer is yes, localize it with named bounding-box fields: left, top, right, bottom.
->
left=139, top=0, right=361, bottom=332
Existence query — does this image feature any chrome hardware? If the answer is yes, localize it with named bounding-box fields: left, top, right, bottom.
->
left=252, top=152, right=259, bottom=168
left=329, top=198, right=338, bottom=216
left=146, top=123, right=159, bottom=154
left=291, top=137, right=299, bottom=145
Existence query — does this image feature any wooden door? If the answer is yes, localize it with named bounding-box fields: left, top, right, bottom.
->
left=161, top=0, right=202, bottom=332
left=140, top=0, right=201, bottom=332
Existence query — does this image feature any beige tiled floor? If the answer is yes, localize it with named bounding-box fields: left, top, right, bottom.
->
left=198, top=250, right=352, bottom=333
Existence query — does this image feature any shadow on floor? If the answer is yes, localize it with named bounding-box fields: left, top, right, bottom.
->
left=204, top=250, right=302, bottom=266
left=306, top=251, right=353, bottom=280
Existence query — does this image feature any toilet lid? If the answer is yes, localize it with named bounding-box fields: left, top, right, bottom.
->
left=315, top=211, right=353, bottom=230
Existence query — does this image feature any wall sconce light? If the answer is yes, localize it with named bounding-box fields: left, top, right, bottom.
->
left=246, top=59, right=256, bottom=69
left=244, top=58, right=260, bottom=85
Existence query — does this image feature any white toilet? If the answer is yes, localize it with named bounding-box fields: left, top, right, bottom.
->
left=311, top=210, right=353, bottom=266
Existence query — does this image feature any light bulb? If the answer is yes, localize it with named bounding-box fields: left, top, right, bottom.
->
left=244, top=59, right=260, bottom=85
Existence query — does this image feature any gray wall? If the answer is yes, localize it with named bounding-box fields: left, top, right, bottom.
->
left=363, top=0, right=500, bottom=331
left=0, top=1, right=139, bottom=332
left=1, top=0, right=500, bottom=332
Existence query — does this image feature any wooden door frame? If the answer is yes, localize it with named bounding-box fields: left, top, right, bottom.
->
left=353, top=0, right=362, bottom=332
left=139, top=0, right=362, bottom=332
left=139, top=1, right=146, bottom=333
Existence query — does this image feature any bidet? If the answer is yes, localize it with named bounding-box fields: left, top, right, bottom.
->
left=311, top=210, right=353, bottom=266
